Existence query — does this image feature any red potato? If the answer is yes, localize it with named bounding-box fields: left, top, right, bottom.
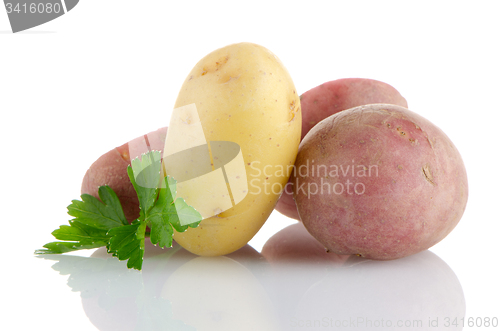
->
left=292, top=104, right=468, bottom=260
left=275, top=78, right=408, bottom=220
left=81, top=127, right=167, bottom=223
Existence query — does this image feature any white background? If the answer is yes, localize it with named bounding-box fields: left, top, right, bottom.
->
left=1, top=1, right=499, bottom=330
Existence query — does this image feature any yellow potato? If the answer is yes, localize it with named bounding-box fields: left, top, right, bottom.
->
left=166, top=42, right=301, bottom=256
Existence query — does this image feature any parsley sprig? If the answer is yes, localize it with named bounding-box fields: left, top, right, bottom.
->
left=35, top=151, right=202, bottom=270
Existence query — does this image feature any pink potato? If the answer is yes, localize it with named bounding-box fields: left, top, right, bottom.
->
left=275, top=78, right=408, bottom=220
left=81, top=127, right=167, bottom=223
left=292, top=104, right=468, bottom=260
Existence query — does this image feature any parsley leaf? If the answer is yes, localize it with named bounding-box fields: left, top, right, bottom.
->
left=36, top=150, right=202, bottom=271
left=148, top=211, right=174, bottom=248
left=67, top=185, right=128, bottom=229
left=35, top=220, right=110, bottom=254
left=107, top=221, right=146, bottom=270
left=128, top=151, right=162, bottom=219
left=35, top=186, right=127, bottom=254
left=148, top=176, right=201, bottom=243
left=51, top=220, right=111, bottom=242
left=35, top=241, right=107, bottom=254
left=131, top=156, right=202, bottom=249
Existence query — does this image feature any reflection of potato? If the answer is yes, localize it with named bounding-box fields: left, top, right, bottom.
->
left=293, top=104, right=468, bottom=260
left=161, top=256, right=279, bottom=331
left=171, top=42, right=301, bottom=256
left=294, top=251, right=465, bottom=331
left=262, top=222, right=349, bottom=264
left=261, top=223, right=349, bottom=328
left=275, top=78, right=408, bottom=220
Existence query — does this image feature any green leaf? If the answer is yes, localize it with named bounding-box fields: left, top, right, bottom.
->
left=35, top=220, right=111, bottom=254
left=128, top=150, right=162, bottom=217
left=148, top=212, right=174, bottom=248
left=163, top=175, right=177, bottom=204
left=37, top=151, right=202, bottom=272
left=36, top=185, right=127, bottom=255
left=35, top=241, right=107, bottom=254
left=67, top=185, right=128, bottom=230
left=168, top=198, right=203, bottom=232
left=162, top=176, right=201, bottom=231
left=107, top=221, right=146, bottom=270
left=147, top=176, right=201, bottom=248
left=52, top=220, right=110, bottom=242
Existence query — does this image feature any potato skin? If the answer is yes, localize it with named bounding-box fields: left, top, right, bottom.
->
left=292, top=104, right=468, bottom=260
left=171, top=42, right=301, bottom=256
left=81, top=127, right=167, bottom=223
left=276, top=78, right=408, bottom=220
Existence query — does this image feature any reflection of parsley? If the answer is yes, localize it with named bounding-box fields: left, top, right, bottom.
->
left=35, top=151, right=202, bottom=270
